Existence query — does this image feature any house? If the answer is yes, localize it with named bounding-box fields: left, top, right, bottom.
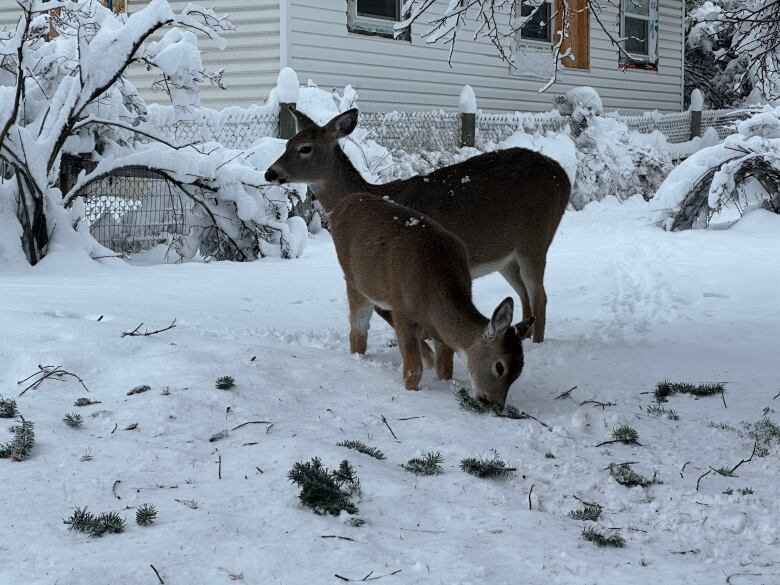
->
left=0, top=1, right=684, bottom=114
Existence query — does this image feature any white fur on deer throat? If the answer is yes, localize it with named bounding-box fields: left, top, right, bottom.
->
left=470, top=253, right=514, bottom=279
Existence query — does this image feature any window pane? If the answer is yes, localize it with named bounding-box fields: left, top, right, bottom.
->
left=357, top=0, right=398, bottom=20
left=624, top=0, right=650, bottom=17
left=625, top=17, right=648, bottom=55
left=520, top=1, right=551, bottom=42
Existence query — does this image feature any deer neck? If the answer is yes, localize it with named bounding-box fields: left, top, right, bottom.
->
left=432, top=303, right=488, bottom=355
left=309, top=146, right=375, bottom=210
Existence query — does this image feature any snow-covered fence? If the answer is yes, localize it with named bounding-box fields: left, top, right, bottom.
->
left=358, top=111, right=462, bottom=153
left=476, top=112, right=571, bottom=148
left=149, top=107, right=279, bottom=150
left=63, top=156, right=193, bottom=254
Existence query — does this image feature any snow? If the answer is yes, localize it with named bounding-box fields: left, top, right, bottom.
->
left=689, top=89, right=704, bottom=112
left=2, top=199, right=780, bottom=584
left=458, top=85, right=477, bottom=114
left=566, top=86, right=604, bottom=116
left=276, top=67, right=301, bottom=104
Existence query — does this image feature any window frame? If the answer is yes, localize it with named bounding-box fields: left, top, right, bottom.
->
left=619, top=0, right=658, bottom=70
left=517, top=0, right=553, bottom=46
left=347, top=0, right=409, bottom=41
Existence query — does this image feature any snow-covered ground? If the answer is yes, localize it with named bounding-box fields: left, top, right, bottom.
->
left=1, top=197, right=779, bottom=585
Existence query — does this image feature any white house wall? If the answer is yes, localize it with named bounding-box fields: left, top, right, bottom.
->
left=287, top=0, right=684, bottom=114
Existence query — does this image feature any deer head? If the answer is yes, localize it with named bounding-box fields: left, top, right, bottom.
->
left=264, top=108, right=358, bottom=187
left=465, top=297, right=535, bottom=407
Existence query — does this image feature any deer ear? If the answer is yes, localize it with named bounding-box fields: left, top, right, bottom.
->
left=485, top=297, right=514, bottom=339
left=513, top=316, right=535, bottom=340
left=324, top=108, right=358, bottom=139
left=290, top=107, right=317, bottom=131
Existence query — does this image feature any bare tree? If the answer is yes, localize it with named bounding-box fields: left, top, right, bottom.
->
left=395, top=1, right=638, bottom=92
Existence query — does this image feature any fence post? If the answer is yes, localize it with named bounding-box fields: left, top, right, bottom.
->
left=689, top=88, right=703, bottom=140
left=459, top=85, right=477, bottom=148
left=276, top=67, right=300, bottom=139
left=278, top=104, right=297, bottom=139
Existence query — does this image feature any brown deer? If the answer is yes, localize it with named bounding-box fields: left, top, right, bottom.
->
left=265, top=108, right=570, bottom=343
left=329, top=192, right=534, bottom=406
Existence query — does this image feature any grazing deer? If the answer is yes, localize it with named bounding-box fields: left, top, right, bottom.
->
left=329, top=192, right=534, bottom=406
left=265, top=108, right=570, bottom=343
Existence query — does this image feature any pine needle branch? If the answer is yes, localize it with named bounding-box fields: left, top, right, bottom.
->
left=121, top=319, right=177, bottom=337
left=403, top=452, right=443, bottom=476
left=459, top=451, right=516, bottom=478
left=581, top=527, right=625, bottom=548
left=338, top=440, right=386, bottom=460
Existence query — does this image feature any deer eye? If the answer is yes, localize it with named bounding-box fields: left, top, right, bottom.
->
left=494, top=362, right=505, bottom=377
left=298, top=145, right=312, bottom=154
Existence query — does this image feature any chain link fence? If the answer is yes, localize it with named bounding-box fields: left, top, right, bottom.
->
left=358, top=111, right=461, bottom=153
left=67, top=103, right=760, bottom=254
left=154, top=111, right=279, bottom=150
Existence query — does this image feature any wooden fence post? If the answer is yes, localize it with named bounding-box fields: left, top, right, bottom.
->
left=689, top=88, right=703, bottom=140
left=278, top=103, right=297, bottom=139
left=459, top=85, right=477, bottom=148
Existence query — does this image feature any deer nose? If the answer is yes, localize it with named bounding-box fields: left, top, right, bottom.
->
left=264, top=168, right=278, bottom=182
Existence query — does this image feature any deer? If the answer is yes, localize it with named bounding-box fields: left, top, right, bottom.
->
left=265, top=108, right=571, bottom=344
left=329, top=191, right=534, bottom=406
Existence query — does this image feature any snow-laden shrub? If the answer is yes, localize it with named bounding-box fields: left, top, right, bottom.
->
left=651, top=108, right=780, bottom=230
left=570, top=117, right=674, bottom=210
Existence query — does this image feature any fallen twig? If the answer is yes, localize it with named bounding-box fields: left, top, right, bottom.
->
left=773, top=389, right=780, bottom=400
left=230, top=420, right=272, bottom=431
left=580, top=400, right=617, bottom=409
left=321, top=535, right=356, bottom=542
left=121, top=319, right=177, bottom=338
left=554, top=386, right=578, bottom=400
left=17, top=364, right=89, bottom=396
left=528, top=484, right=535, bottom=511
left=680, top=461, right=691, bottom=479
left=396, top=416, right=425, bottom=421
left=112, top=480, right=121, bottom=500
left=334, top=570, right=402, bottom=582
left=381, top=415, right=398, bottom=440
left=696, top=443, right=758, bottom=491
left=400, top=527, right=445, bottom=534
left=150, top=564, right=165, bottom=585
left=218, top=455, right=222, bottom=479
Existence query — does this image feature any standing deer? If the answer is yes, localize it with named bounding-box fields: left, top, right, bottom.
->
left=329, top=192, right=534, bottom=406
left=265, top=108, right=570, bottom=343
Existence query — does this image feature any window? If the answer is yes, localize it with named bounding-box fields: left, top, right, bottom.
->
left=514, top=1, right=589, bottom=72
left=519, top=0, right=552, bottom=43
left=621, top=0, right=658, bottom=68
left=347, top=0, right=408, bottom=40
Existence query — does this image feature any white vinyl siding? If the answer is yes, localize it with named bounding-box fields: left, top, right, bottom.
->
left=127, top=1, right=281, bottom=108
left=288, top=0, right=683, bottom=114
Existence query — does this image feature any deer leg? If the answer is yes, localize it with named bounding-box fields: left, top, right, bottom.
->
left=347, top=285, right=374, bottom=354
left=517, top=253, right=547, bottom=343
left=378, top=307, right=434, bottom=368
left=433, top=339, right=454, bottom=380
left=395, top=318, right=423, bottom=390
left=500, top=261, right=532, bottom=323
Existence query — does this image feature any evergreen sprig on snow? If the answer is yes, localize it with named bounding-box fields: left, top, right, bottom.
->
left=64, top=507, right=126, bottom=538
left=607, top=463, right=660, bottom=488
left=136, top=504, right=158, bottom=527
left=460, top=451, right=516, bottom=479
left=654, top=380, right=726, bottom=403
left=63, top=412, right=84, bottom=428
left=646, top=405, right=680, bottom=420
left=0, top=398, right=18, bottom=419
left=215, top=376, right=235, bottom=390
left=288, top=458, right=360, bottom=515
left=581, top=527, right=626, bottom=548
left=337, top=440, right=386, bottom=460
left=74, top=397, right=101, bottom=407
left=568, top=504, right=603, bottom=522
left=454, top=386, right=523, bottom=419
left=403, top=452, right=444, bottom=476
left=0, top=418, right=35, bottom=461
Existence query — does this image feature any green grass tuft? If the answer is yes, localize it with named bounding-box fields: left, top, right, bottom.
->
left=646, top=404, right=679, bottom=420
